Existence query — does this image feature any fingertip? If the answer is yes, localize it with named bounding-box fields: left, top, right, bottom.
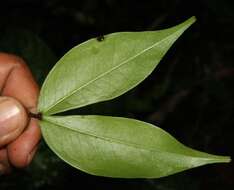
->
left=7, top=119, right=41, bottom=168
left=0, top=96, right=28, bottom=147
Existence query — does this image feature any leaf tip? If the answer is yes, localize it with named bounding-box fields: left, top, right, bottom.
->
left=179, top=16, right=197, bottom=31
left=188, top=16, right=197, bottom=24
left=222, top=156, right=232, bottom=163
left=207, top=155, right=231, bottom=164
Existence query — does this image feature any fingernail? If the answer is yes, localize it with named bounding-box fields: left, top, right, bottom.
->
left=0, top=97, right=21, bottom=137
left=0, top=97, right=28, bottom=147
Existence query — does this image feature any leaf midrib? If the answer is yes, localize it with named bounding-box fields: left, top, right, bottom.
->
left=43, top=29, right=184, bottom=114
left=43, top=117, right=217, bottom=161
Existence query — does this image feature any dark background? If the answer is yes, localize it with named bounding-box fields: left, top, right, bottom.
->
left=0, top=0, right=233, bottom=189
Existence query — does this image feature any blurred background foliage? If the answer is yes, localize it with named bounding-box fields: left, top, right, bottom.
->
left=0, top=0, right=233, bottom=189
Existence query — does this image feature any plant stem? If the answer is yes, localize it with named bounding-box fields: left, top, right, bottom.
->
left=29, top=112, right=42, bottom=120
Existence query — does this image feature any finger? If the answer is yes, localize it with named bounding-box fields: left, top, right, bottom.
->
left=0, top=148, right=11, bottom=174
left=7, top=119, right=41, bottom=168
left=0, top=53, right=41, bottom=167
left=0, top=53, right=39, bottom=109
left=0, top=97, right=28, bottom=148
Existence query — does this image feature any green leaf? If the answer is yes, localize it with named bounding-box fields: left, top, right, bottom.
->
left=38, top=17, right=196, bottom=115
left=40, top=115, right=230, bottom=178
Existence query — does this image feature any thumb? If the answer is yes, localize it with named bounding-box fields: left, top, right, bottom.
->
left=0, top=96, right=28, bottom=147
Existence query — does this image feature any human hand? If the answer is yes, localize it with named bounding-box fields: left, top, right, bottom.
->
left=0, top=53, right=41, bottom=174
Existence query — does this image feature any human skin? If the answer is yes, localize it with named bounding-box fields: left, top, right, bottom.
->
left=0, top=53, right=41, bottom=174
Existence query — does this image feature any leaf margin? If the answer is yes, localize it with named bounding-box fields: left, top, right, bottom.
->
left=38, top=16, right=197, bottom=115
left=40, top=115, right=231, bottom=178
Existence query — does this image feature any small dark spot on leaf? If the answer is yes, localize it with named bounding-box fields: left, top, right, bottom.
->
left=96, top=35, right=105, bottom=42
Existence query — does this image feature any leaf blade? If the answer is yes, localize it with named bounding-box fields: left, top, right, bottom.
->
left=40, top=115, right=230, bottom=178
left=38, top=17, right=196, bottom=115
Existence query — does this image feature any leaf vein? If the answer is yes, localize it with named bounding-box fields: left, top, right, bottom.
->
left=43, top=118, right=215, bottom=161
left=44, top=29, right=182, bottom=114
